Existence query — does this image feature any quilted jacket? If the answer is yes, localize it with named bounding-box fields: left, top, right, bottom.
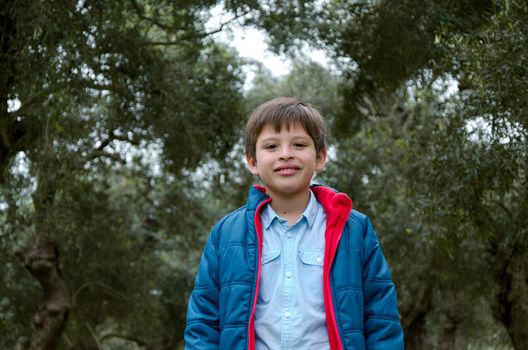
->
left=184, top=185, right=403, bottom=349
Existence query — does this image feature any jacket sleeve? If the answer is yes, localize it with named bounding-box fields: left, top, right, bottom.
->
left=184, top=225, right=221, bottom=349
left=362, top=218, right=404, bottom=349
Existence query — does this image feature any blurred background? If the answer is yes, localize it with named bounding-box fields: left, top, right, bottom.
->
left=1, top=1, right=526, bottom=349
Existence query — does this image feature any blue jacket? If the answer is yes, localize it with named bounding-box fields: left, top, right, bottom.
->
left=185, top=185, right=403, bottom=349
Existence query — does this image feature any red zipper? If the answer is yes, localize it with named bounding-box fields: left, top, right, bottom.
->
left=247, top=197, right=271, bottom=350
left=314, top=187, right=353, bottom=350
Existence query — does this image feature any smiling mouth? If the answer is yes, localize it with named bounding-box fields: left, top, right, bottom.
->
left=274, top=166, right=300, bottom=175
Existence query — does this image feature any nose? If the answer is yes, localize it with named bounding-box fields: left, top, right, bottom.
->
left=278, top=145, right=293, bottom=160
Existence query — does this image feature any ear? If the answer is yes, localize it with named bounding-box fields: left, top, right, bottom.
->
left=315, top=147, right=327, bottom=172
left=246, top=153, right=260, bottom=176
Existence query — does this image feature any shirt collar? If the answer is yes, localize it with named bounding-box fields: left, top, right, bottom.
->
left=261, top=190, right=318, bottom=229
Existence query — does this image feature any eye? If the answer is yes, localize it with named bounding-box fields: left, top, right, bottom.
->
left=264, top=144, right=277, bottom=150
left=293, top=143, right=307, bottom=148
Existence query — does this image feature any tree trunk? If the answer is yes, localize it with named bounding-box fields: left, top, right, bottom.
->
left=1, top=1, right=34, bottom=182
left=491, top=248, right=528, bottom=350
left=22, top=238, right=71, bottom=350
left=437, top=286, right=468, bottom=350
left=0, top=1, right=16, bottom=179
left=401, top=284, right=433, bottom=350
left=438, top=318, right=467, bottom=350
left=147, top=275, right=192, bottom=350
left=404, top=310, right=430, bottom=350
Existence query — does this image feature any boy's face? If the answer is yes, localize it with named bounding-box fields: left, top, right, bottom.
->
left=246, top=122, right=326, bottom=200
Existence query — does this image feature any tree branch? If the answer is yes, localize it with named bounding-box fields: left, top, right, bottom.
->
left=104, top=131, right=141, bottom=147
left=87, top=323, right=102, bottom=350
left=144, top=9, right=252, bottom=46
left=9, top=84, right=69, bottom=119
left=490, top=199, right=514, bottom=222
left=83, top=128, right=144, bottom=165
left=87, top=150, right=126, bottom=164
left=99, top=333, right=147, bottom=347
left=72, top=281, right=127, bottom=304
left=78, top=79, right=130, bottom=96
left=130, top=0, right=172, bottom=32
left=9, top=78, right=130, bottom=121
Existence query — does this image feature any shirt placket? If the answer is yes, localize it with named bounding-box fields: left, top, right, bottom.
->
left=281, top=222, right=296, bottom=349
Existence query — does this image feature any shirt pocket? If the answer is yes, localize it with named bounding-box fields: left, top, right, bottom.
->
left=259, top=249, right=281, bottom=303
left=262, top=249, right=281, bottom=265
left=298, top=249, right=324, bottom=267
left=298, top=248, right=325, bottom=308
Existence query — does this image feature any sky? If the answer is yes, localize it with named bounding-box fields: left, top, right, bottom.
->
left=206, top=5, right=329, bottom=85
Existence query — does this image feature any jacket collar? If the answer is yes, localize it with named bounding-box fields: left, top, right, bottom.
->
left=248, top=184, right=352, bottom=219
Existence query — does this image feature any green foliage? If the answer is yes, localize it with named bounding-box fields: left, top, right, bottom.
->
left=0, top=0, right=248, bottom=347
left=1, top=0, right=527, bottom=348
left=246, top=59, right=342, bottom=129
left=311, top=0, right=499, bottom=136
left=225, top=0, right=321, bottom=53
left=315, top=0, right=527, bottom=347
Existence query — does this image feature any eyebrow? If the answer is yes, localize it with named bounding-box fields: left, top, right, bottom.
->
left=258, top=137, right=279, bottom=144
left=259, top=135, right=311, bottom=143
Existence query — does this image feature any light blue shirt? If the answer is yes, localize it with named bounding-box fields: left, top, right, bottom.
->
left=255, top=191, right=329, bottom=350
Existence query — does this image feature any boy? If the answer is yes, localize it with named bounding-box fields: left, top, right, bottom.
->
left=184, top=97, right=404, bottom=349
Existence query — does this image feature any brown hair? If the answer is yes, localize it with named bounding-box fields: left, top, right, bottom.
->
left=244, top=97, right=326, bottom=160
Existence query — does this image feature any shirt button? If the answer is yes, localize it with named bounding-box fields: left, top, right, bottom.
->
left=284, top=311, right=291, bottom=319
left=316, top=256, right=322, bottom=263
left=287, top=233, right=292, bottom=238
left=286, top=271, right=292, bottom=278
